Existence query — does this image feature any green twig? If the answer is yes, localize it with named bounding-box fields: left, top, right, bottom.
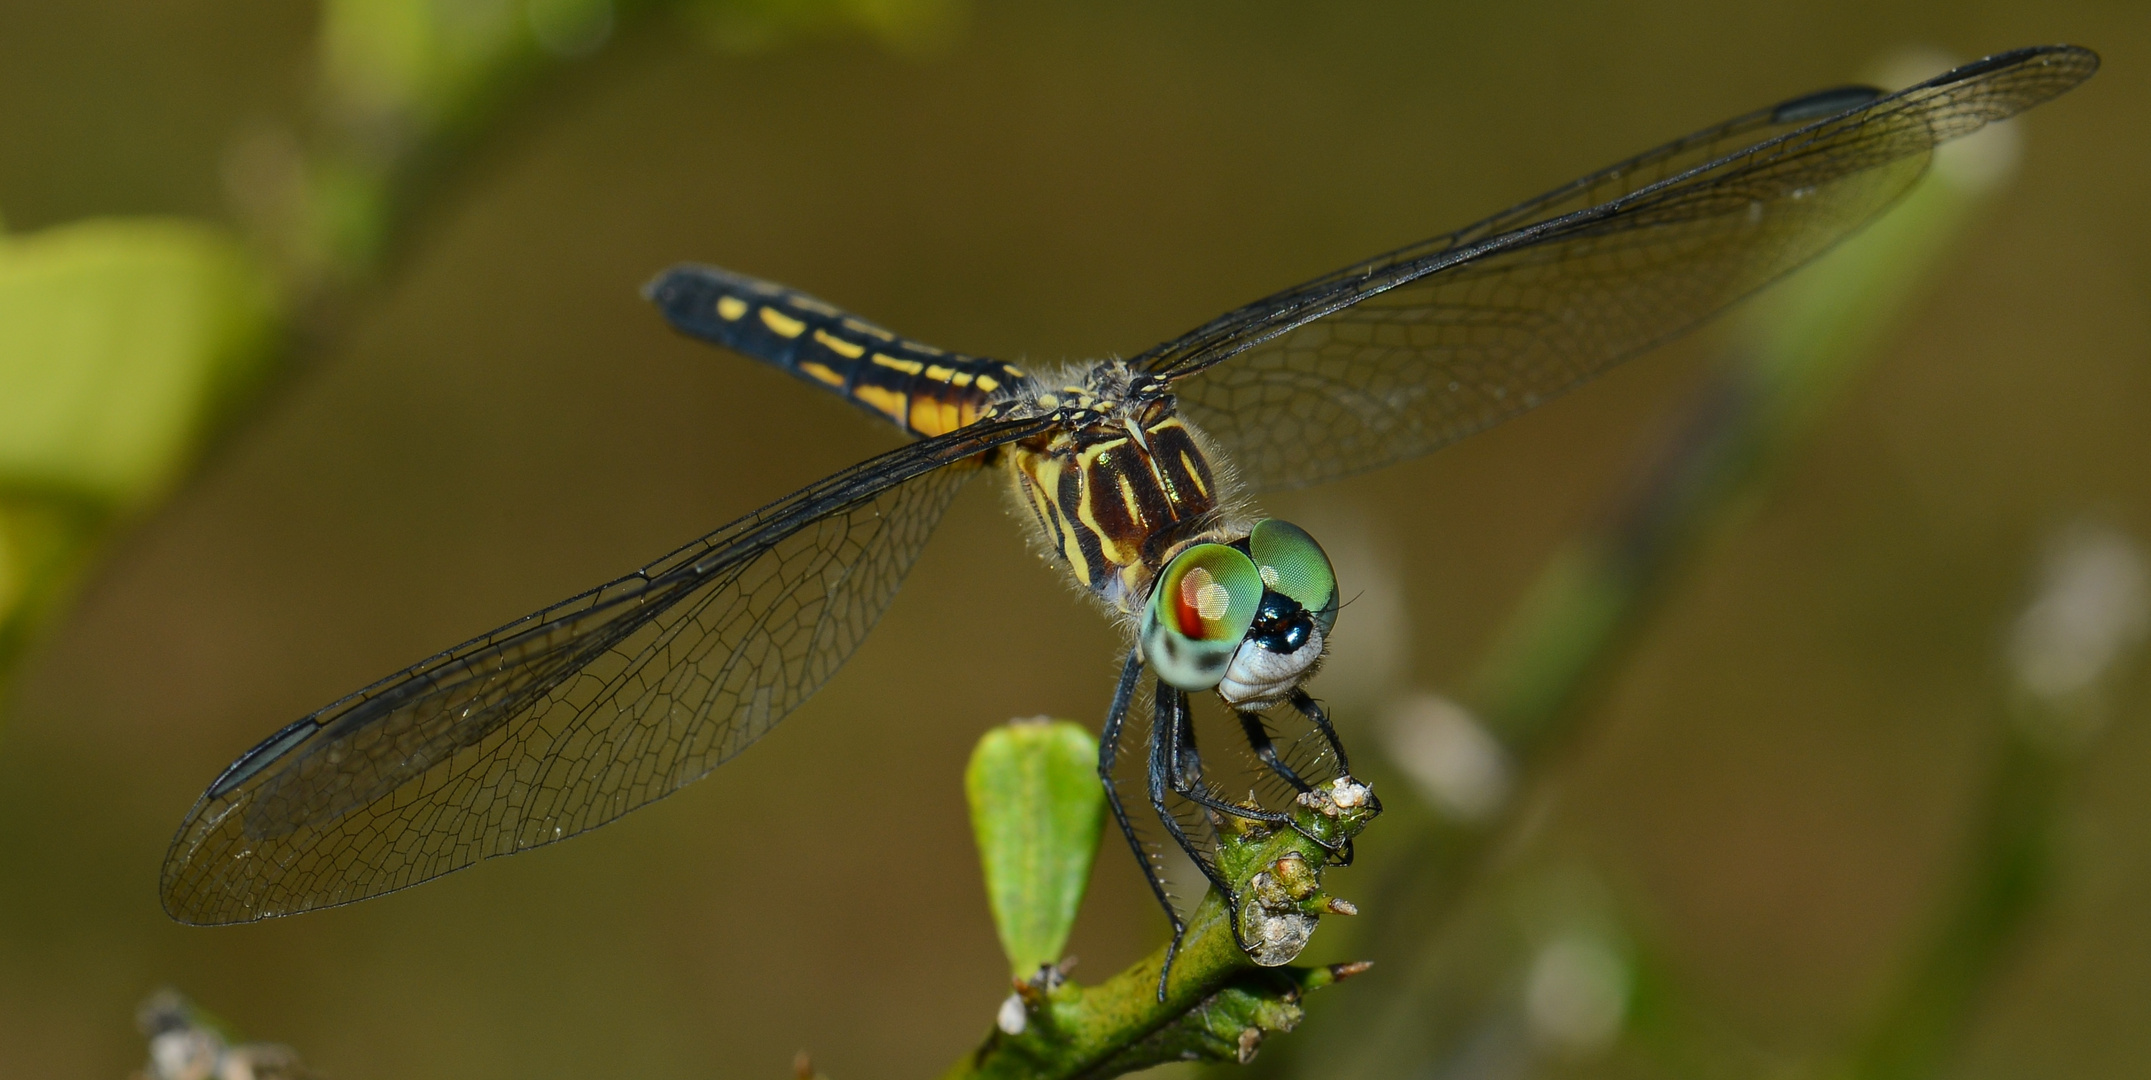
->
left=1846, top=722, right=2072, bottom=1079
left=947, top=761, right=1379, bottom=1079
left=1848, top=526, right=2147, bottom=1079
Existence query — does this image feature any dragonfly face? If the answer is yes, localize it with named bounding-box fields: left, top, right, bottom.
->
left=159, top=46, right=2096, bottom=983
left=1138, top=520, right=1339, bottom=708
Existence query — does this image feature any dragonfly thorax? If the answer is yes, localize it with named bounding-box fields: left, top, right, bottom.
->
left=1002, top=362, right=1232, bottom=617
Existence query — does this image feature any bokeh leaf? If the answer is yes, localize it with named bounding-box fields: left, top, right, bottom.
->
left=965, top=717, right=1105, bottom=976
left=0, top=217, right=278, bottom=506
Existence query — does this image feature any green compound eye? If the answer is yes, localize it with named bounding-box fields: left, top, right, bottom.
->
left=1249, top=519, right=1339, bottom=634
left=1140, top=543, right=1263, bottom=691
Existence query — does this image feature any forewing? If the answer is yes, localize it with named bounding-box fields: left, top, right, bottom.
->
left=161, top=417, right=1047, bottom=924
left=1143, top=46, right=2095, bottom=490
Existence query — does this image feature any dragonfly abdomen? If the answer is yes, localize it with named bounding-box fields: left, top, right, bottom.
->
left=646, top=264, right=1026, bottom=438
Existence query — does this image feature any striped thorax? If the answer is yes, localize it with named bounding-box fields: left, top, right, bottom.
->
left=998, top=364, right=1229, bottom=619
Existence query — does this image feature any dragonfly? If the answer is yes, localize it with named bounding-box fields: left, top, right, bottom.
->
left=162, top=47, right=2096, bottom=971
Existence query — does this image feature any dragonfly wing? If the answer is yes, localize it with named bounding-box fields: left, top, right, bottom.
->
left=161, top=416, right=1048, bottom=924
left=1141, top=45, right=2096, bottom=491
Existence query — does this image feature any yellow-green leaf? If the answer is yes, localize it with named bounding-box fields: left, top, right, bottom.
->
left=0, top=217, right=278, bottom=506
left=966, top=718, right=1106, bottom=976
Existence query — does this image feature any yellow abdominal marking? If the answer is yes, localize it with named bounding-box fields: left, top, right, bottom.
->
left=798, top=361, right=845, bottom=388
left=760, top=307, right=806, bottom=338
left=813, top=329, right=865, bottom=359
left=952, top=371, right=975, bottom=387
left=873, top=353, right=925, bottom=375
left=1038, top=394, right=1060, bottom=409
left=909, top=396, right=962, bottom=435
left=975, top=374, right=999, bottom=392
left=925, top=364, right=956, bottom=382
left=715, top=296, right=748, bottom=320
left=853, top=385, right=908, bottom=422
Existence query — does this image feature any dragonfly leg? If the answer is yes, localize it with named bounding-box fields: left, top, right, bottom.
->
left=1147, top=682, right=1265, bottom=995
left=1155, top=696, right=1292, bottom=827
left=1170, top=750, right=1295, bottom=827
left=1235, top=709, right=1315, bottom=794
left=1226, top=705, right=1372, bottom=866
left=1153, top=685, right=1287, bottom=977
left=1289, top=689, right=1352, bottom=774
left=1098, top=651, right=1186, bottom=1001
left=1273, top=691, right=1374, bottom=865
left=1151, top=685, right=1235, bottom=893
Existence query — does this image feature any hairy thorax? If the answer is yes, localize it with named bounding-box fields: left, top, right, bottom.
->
left=996, top=363, right=1234, bottom=616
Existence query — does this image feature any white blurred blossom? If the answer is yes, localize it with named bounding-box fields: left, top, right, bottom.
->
left=2008, top=524, right=2149, bottom=703
left=1381, top=693, right=1511, bottom=821
left=1524, top=932, right=1629, bottom=1057
left=135, top=990, right=316, bottom=1080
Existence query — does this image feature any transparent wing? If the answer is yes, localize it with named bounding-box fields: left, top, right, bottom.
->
left=1140, top=45, right=2096, bottom=490
left=161, top=416, right=1048, bottom=925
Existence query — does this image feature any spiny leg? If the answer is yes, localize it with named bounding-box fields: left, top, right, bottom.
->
left=1156, top=687, right=1295, bottom=969
left=1149, top=685, right=1235, bottom=894
left=1290, top=689, right=1352, bottom=774
left=1098, top=649, right=1185, bottom=990
left=1146, top=682, right=1254, bottom=997
left=1169, top=715, right=1295, bottom=828
left=1287, top=689, right=1377, bottom=866
left=1236, top=709, right=1315, bottom=795
left=1215, top=695, right=1361, bottom=864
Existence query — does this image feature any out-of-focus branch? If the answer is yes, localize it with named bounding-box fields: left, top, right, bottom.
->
left=1276, top=55, right=2036, bottom=1078
left=1848, top=524, right=2148, bottom=1079
left=945, top=719, right=1379, bottom=1079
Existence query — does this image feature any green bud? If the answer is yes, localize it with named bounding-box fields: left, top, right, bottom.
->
left=965, top=717, right=1106, bottom=975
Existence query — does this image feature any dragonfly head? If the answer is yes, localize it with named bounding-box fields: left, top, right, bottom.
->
left=1140, top=519, right=1339, bottom=708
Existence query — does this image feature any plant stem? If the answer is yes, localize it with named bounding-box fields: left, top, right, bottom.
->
left=944, top=778, right=1379, bottom=1079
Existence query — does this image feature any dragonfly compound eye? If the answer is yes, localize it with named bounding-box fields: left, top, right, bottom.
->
left=1248, top=519, right=1338, bottom=635
left=1141, top=543, right=1263, bottom=691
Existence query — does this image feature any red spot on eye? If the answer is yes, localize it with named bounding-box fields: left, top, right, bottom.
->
left=1174, top=569, right=1209, bottom=637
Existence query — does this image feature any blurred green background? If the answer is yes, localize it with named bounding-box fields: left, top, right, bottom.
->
left=2, top=1, right=2148, bottom=1077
